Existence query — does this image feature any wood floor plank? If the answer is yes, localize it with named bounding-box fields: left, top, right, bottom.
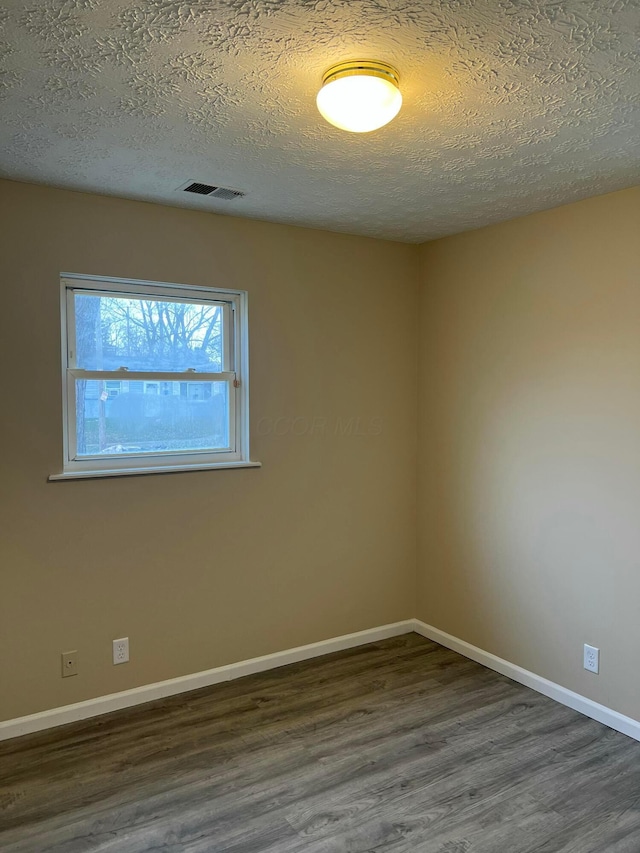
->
left=1, top=634, right=639, bottom=852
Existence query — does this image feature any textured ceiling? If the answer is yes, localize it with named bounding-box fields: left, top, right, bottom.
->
left=1, top=0, right=639, bottom=242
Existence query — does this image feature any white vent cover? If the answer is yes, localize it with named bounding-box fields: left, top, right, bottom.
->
left=176, top=180, right=246, bottom=200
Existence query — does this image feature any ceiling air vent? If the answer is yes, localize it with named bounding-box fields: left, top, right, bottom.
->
left=183, top=181, right=216, bottom=195
left=210, top=186, right=245, bottom=200
left=178, top=181, right=246, bottom=200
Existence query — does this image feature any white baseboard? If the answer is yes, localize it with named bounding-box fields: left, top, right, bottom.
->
left=0, top=620, right=415, bottom=742
left=3, top=618, right=639, bottom=744
left=414, top=620, right=640, bottom=743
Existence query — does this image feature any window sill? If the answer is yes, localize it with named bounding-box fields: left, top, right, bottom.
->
left=49, top=461, right=262, bottom=481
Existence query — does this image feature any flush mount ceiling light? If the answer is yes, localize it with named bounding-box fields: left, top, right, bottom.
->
left=316, top=60, right=402, bottom=133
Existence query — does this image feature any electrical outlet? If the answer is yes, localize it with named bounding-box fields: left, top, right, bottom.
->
left=584, top=643, right=600, bottom=674
left=61, top=650, right=78, bottom=678
left=113, top=637, right=129, bottom=665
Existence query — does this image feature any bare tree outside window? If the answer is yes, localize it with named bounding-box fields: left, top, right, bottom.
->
left=74, top=294, right=227, bottom=455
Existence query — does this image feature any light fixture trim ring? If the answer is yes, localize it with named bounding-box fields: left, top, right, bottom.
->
left=321, top=60, right=400, bottom=89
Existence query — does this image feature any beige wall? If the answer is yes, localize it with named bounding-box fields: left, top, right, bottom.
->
left=0, top=179, right=419, bottom=721
left=4, top=177, right=639, bottom=727
left=418, top=186, right=640, bottom=721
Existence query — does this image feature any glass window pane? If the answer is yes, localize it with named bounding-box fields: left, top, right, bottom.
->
left=74, top=380, right=230, bottom=456
left=74, top=292, right=225, bottom=372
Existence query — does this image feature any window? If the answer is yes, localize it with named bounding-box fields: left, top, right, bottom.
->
left=51, top=274, right=258, bottom=480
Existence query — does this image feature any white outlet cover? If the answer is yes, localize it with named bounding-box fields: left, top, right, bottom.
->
left=113, top=637, right=129, bottom=665
left=583, top=644, right=600, bottom=674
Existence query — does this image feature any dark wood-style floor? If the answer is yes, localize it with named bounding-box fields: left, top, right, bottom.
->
left=1, top=633, right=640, bottom=852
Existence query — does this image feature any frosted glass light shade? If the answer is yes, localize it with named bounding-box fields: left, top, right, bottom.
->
left=316, top=61, right=402, bottom=133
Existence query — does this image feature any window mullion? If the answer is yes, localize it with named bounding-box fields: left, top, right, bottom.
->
left=68, top=369, right=235, bottom=382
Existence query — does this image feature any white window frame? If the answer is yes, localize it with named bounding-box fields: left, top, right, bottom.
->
left=50, top=273, right=260, bottom=480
